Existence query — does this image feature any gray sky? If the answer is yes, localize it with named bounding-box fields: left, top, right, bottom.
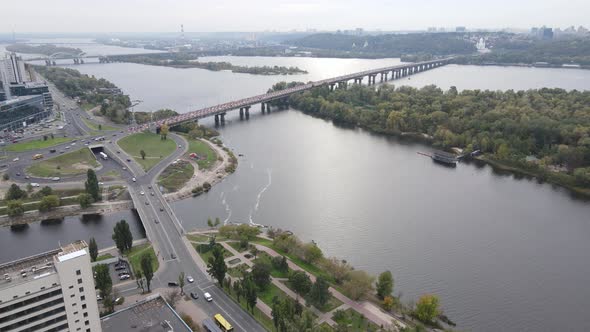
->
left=1, top=0, right=588, bottom=33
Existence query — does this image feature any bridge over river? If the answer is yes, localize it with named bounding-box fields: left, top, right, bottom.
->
left=133, top=58, right=453, bottom=130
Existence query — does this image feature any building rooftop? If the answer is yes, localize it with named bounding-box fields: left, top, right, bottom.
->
left=0, top=249, right=59, bottom=292
left=101, top=294, right=192, bottom=332
left=0, top=94, right=40, bottom=106
left=56, top=240, right=88, bottom=262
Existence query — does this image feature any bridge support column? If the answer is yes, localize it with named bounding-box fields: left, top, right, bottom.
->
left=245, top=106, right=250, bottom=118
left=220, top=113, right=226, bottom=124
left=261, top=102, right=266, bottom=113
left=214, top=114, right=220, bottom=126
left=338, top=81, right=347, bottom=89
left=330, top=83, right=336, bottom=91
left=239, top=107, right=244, bottom=120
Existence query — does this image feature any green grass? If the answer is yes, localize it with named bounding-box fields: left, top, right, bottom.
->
left=118, top=132, right=176, bottom=171
left=6, top=137, right=72, bottom=152
left=194, top=243, right=232, bottom=263
left=185, top=137, right=217, bottom=170
left=227, top=263, right=249, bottom=278
left=332, top=308, right=380, bottom=331
left=254, top=251, right=291, bottom=279
left=228, top=241, right=250, bottom=253
left=100, top=170, right=121, bottom=180
left=81, top=117, right=118, bottom=131
left=126, top=244, right=159, bottom=275
left=281, top=280, right=343, bottom=312
left=81, top=103, right=96, bottom=111
left=186, top=234, right=211, bottom=242
left=96, top=253, right=114, bottom=261
left=158, top=161, right=194, bottom=192
left=223, top=285, right=275, bottom=331
left=27, top=148, right=100, bottom=177
left=257, top=283, right=290, bottom=307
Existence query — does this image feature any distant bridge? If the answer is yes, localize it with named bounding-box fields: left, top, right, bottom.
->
left=132, top=58, right=453, bottom=130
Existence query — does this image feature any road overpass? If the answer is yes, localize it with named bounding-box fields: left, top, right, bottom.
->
left=133, top=58, right=452, bottom=130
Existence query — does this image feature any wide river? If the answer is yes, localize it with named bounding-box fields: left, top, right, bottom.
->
left=4, top=43, right=590, bottom=331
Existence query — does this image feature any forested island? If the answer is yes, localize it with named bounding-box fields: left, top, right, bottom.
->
left=107, top=54, right=307, bottom=75
left=6, top=44, right=83, bottom=56
left=268, top=82, right=590, bottom=194
left=34, top=66, right=131, bottom=123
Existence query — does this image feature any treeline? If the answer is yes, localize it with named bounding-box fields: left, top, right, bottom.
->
left=108, top=54, right=307, bottom=75
left=34, top=66, right=131, bottom=123
left=269, top=82, right=590, bottom=190
left=6, top=44, right=82, bottom=56
left=456, top=37, right=590, bottom=66
left=291, top=33, right=476, bottom=57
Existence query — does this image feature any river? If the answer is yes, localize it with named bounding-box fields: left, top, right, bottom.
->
left=5, top=43, right=590, bottom=331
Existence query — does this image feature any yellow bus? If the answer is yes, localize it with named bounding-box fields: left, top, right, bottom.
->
left=213, top=314, right=233, bottom=332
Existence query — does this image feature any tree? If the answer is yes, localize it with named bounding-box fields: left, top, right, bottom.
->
left=376, top=270, right=394, bottom=299
left=140, top=252, right=154, bottom=292
left=207, top=218, right=213, bottom=228
left=214, top=217, right=220, bottom=227
left=135, top=270, right=145, bottom=293
left=178, top=272, right=186, bottom=295
left=7, top=200, right=24, bottom=217
left=249, top=246, right=259, bottom=260
left=112, top=219, right=133, bottom=252
left=303, top=242, right=323, bottom=263
left=164, top=289, right=182, bottom=309
left=98, top=124, right=102, bottom=130
left=140, top=149, right=146, bottom=160
left=383, top=296, right=395, bottom=311
left=94, top=264, right=112, bottom=303
left=242, top=273, right=258, bottom=313
left=160, top=123, right=169, bottom=140
left=88, top=237, right=98, bottom=262
left=85, top=169, right=100, bottom=201
left=233, top=279, right=242, bottom=302
left=289, top=270, right=312, bottom=296
left=2, top=173, right=9, bottom=181
left=342, top=270, right=374, bottom=301
left=180, top=313, right=201, bottom=332
left=322, top=257, right=352, bottom=284
left=252, top=260, right=271, bottom=290
left=207, top=245, right=227, bottom=287
left=78, top=193, right=93, bottom=208
left=308, top=276, right=330, bottom=308
left=39, top=195, right=60, bottom=212
left=415, top=294, right=440, bottom=323
left=5, top=184, right=27, bottom=200
left=271, top=255, right=289, bottom=274
left=39, top=186, right=53, bottom=197
left=26, top=183, right=33, bottom=193
left=239, top=236, right=249, bottom=249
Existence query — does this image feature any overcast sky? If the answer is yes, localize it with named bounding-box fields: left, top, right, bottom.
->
left=1, top=0, right=588, bottom=33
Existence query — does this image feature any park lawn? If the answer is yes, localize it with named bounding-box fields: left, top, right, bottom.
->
left=6, top=137, right=72, bottom=152
left=194, top=243, right=232, bottom=263
left=254, top=251, right=291, bottom=279
left=257, top=283, right=290, bottom=307
left=96, top=253, right=114, bottom=261
left=100, top=170, right=121, bottom=181
left=27, top=148, right=100, bottom=177
left=81, top=117, right=118, bottom=131
left=126, top=244, right=159, bottom=275
left=332, top=308, right=380, bottom=331
left=118, top=132, right=176, bottom=171
left=186, top=233, right=211, bottom=242
left=281, top=280, right=343, bottom=312
left=227, top=263, right=249, bottom=278
left=158, top=161, right=194, bottom=192
left=228, top=241, right=250, bottom=253
left=185, top=137, right=217, bottom=170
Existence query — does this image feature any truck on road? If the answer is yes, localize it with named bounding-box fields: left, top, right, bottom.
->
left=99, top=152, right=108, bottom=160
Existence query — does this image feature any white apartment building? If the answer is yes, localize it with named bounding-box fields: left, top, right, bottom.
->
left=0, top=241, right=102, bottom=332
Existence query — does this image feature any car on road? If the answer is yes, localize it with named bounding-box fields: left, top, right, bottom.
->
left=154, top=219, right=159, bottom=224
left=167, top=281, right=179, bottom=287
left=187, top=276, right=194, bottom=283
left=96, top=294, right=103, bottom=301
left=15, top=172, right=21, bottom=176
left=148, top=185, right=152, bottom=189
left=65, top=146, right=70, bottom=149
left=126, top=158, right=131, bottom=162
left=140, top=191, right=145, bottom=195
left=132, top=177, right=136, bottom=182
left=49, top=149, right=56, bottom=153
left=116, top=151, right=120, bottom=154
left=12, top=157, right=19, bottom=162
left=60, top=151, right=65, bottom=154
left=52, top=177, right=60, bottom=181
left=159, top=207, right=164, bottom=212
left=204, top=292, right=212, bottom=302
left=31, top=183, right=40, bottom=187
left=150, top=192, right=154, bottom=196
left=145, top=201, right=149, bottom=205
left=119, top=274, right=130, bottom=280
left=190, top=292, right=199, bottom=300
left=24, top=175, right=30, bottom=179
left=170, top=253, right=176, bottom=259
left=98, top=182, right=104, bottom=185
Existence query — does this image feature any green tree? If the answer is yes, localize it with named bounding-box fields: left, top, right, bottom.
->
left=249, top=246, right=259, bottom=260
left=233, top=279, right=242, bottom=302
left=112, top=219, right=133, bottom=252
left=26, top=183, right=33, bottom=193
left=376, top=270, right=394, bottom=299
left=303, top=243, right=323, bottom=263
left=85, top=169, right=100, bottom=201
left=214, top=217, right=220, bottom=227
left=140, top=150, right=146, bottom=160
left=289, top=270, right=312, bottom=296
left=88, top=237, right=98, bottom=262
left=342, top=270, right=374, bottom=301
left=207, top=218, right=213, bottom=228
left=308, top=276, right=330, bottom=308
left=78, top=193, right=93, bottom=208
left=178, top=271, right=185, bottom=295
left=38, top=195, right=60, bottom=212
left=207, top=245, right=227, bottom=287
left=94, top=264, right=113, bottom=311
left=415, top=294, right=440, bottom=323
left=251, top=260, right=271, bottom=290
left=39, top=186, right=53, bottom=197
left=6, top=200, right=24, bottom=217
left=242, top=273, right=258, bottom=313
left=140, top=252, right=154, bottom=292
left=5, top=184, right=27, bottom=200
left=160, top=123, right=169, bottom=140
left=98, top=124, right=102, bottom=130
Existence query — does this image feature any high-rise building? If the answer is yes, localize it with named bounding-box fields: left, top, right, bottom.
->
left=1, top=53, right=27, bottom=85
left=0, top=241, right=102, bottom=332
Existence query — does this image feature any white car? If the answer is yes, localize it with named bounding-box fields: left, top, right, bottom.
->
left=204, top=292, right=212, bottom=302
left=187, top=276, right=194, bottom=283
left=98, top=182, right=104, bottom=185
left=132, top=177, right=136, bottom=182
left=140, top=191, right=145, bottom=195
left=12, top=157, right=19, bottom=162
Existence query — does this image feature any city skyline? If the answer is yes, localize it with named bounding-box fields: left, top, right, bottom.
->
left=0, top=0, right=588, bottom=33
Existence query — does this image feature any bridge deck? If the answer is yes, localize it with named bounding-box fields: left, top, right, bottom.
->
left=129, top=58, right=452, bottom=131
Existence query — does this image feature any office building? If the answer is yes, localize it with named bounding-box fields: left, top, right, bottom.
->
left=100, top=294, right=192, bottom=332
left=0, top=241, right=102, bottom=332
left=0, top=95, right=52, bottom=131
left=0, top=82, right=6, bottom=102
left=1, top=53, right=27, bottom=85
